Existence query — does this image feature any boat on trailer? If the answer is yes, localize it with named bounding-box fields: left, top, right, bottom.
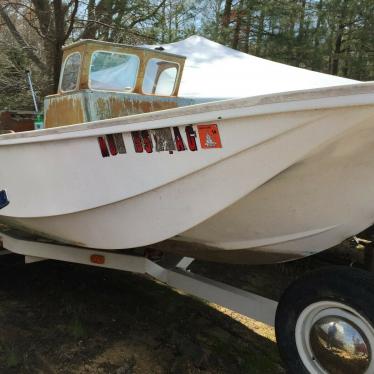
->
left=0, top=37, right=374, bottom=265
left=1, top=36, right=374, bottom=373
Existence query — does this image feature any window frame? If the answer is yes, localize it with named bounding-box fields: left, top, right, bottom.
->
left=59, top=52, right=82, bottom=93
left=88, top=50, right=140, bottom=93
left=142, top=58, right=180, bottom=97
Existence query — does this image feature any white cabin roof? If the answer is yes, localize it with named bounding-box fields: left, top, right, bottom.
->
left=146, top=36, right=357, bottom=99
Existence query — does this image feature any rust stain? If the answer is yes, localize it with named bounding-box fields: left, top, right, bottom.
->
left=139, top=101, right=152, bottom=113
left=45, top=96, right=84, bottom=128
left=95, top=98, right=111, bottom=120
left=108, top=96, right=126, bottom=117
left=94, top=96, right=178, bottom=120
left=129, top=98, right=177, bottom=114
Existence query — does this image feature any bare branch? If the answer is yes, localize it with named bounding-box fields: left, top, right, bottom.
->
left=128, top=0, right=167, bottom=28
left=76, top=18, right=157, bottom=41
left=10, top=5, right=54, bottom=42
left=64, top=0, right=79, bottom=43
left=0, top=4, right=47, bottom=71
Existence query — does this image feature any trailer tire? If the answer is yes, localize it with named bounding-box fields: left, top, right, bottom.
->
left=275, top=266, right=374, bottom=374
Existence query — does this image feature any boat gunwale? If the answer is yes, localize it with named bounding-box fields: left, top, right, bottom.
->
left=0, top=81, right=373, bottom=146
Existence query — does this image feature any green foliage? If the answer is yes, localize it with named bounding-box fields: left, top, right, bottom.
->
left=200, top=0, right=374, bottom=80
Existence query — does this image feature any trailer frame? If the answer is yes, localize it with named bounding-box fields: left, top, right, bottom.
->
left=0, top=231, right=278, bottom=326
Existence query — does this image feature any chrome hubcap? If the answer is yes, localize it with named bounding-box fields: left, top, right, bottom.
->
left=295, top=301, right=374, bottom=374
left=310, top=316, right=370, bottom=373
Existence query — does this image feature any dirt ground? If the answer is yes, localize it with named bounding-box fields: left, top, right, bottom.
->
left=0, top=232, right=370, bottom=374
left=0, top=255, right=286, bottom=374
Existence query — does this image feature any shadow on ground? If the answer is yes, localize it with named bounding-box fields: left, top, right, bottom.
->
left=0, top=258, right=284, bottom=374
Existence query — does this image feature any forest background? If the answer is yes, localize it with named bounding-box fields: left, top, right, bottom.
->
left=0, top=0, right=373, bottom=110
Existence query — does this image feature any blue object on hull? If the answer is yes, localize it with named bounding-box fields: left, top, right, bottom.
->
left=0, top=190, right=9, bottom=209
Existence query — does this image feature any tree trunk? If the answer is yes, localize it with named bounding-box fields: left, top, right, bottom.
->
left=222, top=0, right=232, bottom=28
left=161, top=1, right=166, bottom=43
left=242, top=12, right=251, bottom=53
left=332, top=26, right=343, bottom=75
left=232, top=0, right=243, bottom=50
left=255, top=11, right=264, bottom=55
left=52, top=0, right=66, bottom=91
left=295, top=0, right=307, bottom=66
left=221, top=0, right=232, bottom=43
left=331, top=0, right=348, bottom=75
left=81, top=0, right=97, bottom=39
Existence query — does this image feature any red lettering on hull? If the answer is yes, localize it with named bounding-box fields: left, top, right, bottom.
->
left=185, top=125, right=198, bottom=151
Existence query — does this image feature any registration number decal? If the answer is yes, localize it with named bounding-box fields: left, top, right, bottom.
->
left=97, top=123, right=222, bottom=158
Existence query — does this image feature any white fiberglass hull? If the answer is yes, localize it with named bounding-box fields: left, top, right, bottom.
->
left=0, top=83, right=374, bottom=264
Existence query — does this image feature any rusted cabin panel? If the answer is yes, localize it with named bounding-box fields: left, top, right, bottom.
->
left=86, top=92, right=196, bottom=121
left=44, top=93, right=86, bottom=128
left=44, top=90, right=198, bottom=128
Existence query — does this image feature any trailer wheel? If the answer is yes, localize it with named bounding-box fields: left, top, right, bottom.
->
left=275, top=266, right=374, bottom=374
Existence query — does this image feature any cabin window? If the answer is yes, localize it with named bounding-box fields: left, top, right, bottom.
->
left=142, top=58, right=179, bottom=96
left=89, top=51, right=139, bottom=91
left=60, top=52, right=81, bottom=92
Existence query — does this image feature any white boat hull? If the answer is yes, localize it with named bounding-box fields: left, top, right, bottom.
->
left=0, top=83, right=374, bottom=264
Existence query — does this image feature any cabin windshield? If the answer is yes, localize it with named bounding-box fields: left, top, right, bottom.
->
left=142, top=58, right=179, bottom=96
left=89, top=51, right=140, bottom=91
left=60, top=52, right=81, bottom=92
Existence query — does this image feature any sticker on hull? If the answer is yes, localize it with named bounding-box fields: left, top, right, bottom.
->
left=97, top=123, right=222, bottom=158
left=197, top=124, right=222, bottom=149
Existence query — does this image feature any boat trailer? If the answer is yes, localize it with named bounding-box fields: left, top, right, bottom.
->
left=2, top=230, right=374, bottom=374
left=0, top=230, right=277, bottom=326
